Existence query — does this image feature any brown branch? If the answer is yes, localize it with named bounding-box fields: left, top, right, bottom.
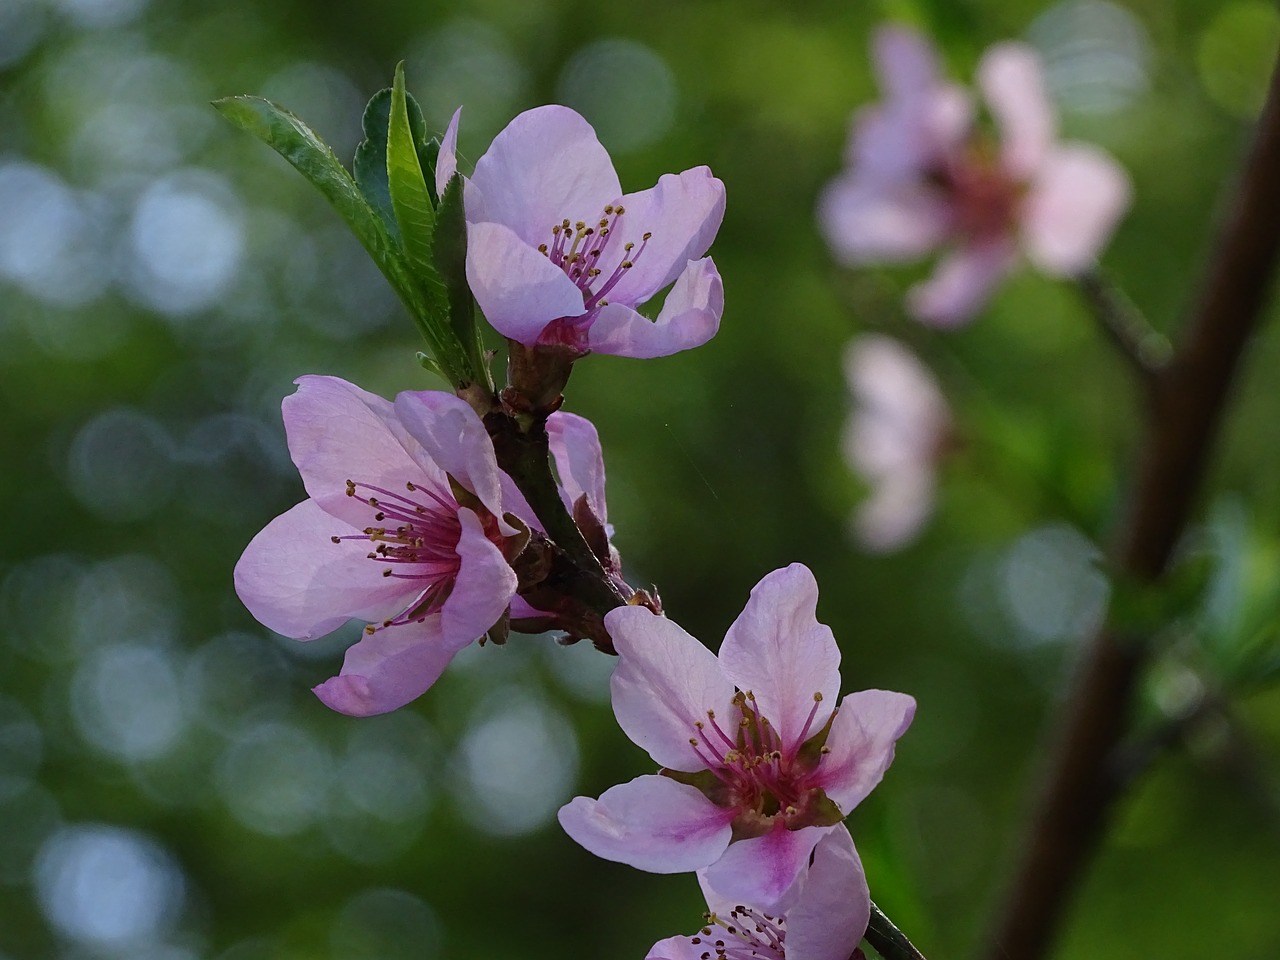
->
left=979, top=51, right=1280, bottom=960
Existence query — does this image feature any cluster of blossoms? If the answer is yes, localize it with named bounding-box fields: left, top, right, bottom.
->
left=819, top=24, right=1130, bottom=326
left=231, top=19, right=1132, bottom=956
left=825, top=25, right=1132, bottom=553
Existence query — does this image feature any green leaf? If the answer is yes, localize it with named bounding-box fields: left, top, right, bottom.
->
left=354, top=86, right=434, bottom=238
left=213, top=93, right=473, bottom=387
left=352, top=89, right=397, bottom=236
left=433, top=171, right=487, bottom=384
left=387, top=63, right=442, bottom=304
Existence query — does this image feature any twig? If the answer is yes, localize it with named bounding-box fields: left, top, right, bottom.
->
left=979, top=49, right=1280, bottom=960
left=1075, top=270, right=1171, bottom=388
left=864, top=902, right=929, bottom=960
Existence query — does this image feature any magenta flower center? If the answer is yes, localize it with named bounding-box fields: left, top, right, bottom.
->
left=331, top=478, right=467, bottom=633
left=687, top=691, right=834, bottom=833
left=535, top=205, right=651, bottom=348
left=686, top=906, right=788, bottom=960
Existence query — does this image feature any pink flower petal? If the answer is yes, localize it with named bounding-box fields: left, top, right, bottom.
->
left=466, top=104, right=621, bottom=246
left=435, top=106, right=461, bottom=198
left=607, top=606, right=737, bottom=772
left=1022, top=144, right=1131, bottom=275
left=439, top=509, right=517, bottom=642
left=701, top=823, right=832, bottom=914
left=465, top=220, right=589, bottom=344
left=817, top=174, right=950, bottom=264
left=283, top=376, right=430, bottom=528
left=645, top=936, right=704, bottom=960
left=393, top=390, right=504, bottom=518
left=813, top=689, right=916, bottom=814
left=312, top=615, right=460, bottom=717
left=784, top=825, right=871, bottom=960
left=852, top=467, right=937, bottom=553
left=557, top=774, right=734, bottom=873
left=842, top=334, right=948, bottom=480
left=547, top=411, right=608, bottom=524
left=587, top=257, right=723, bottom=359
left=719, top=564, right=840, bottom=754
left=906, top=239, right=1018, bottom=326
left=591, top=167, right=726, bottom=306
left=873, top=23, right=942, bottom=102
left=978, top=43, right=1055, bottom=180
left=234, top=499, right=415, bottom=640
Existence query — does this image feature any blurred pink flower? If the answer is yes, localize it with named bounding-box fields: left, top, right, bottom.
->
left=558, top=564, right=914, bottom=912
left=842, top=335, right=950, bottom=552
left=438, top=105, right=726, bottom=357
left=234, top=376, right=521, bottom=717
left=647, top=825, right=870, bottom=960
left=818, top=24, right=1131, bottom=326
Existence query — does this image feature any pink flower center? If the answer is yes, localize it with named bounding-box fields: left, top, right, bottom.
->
left=932, top=141, right=1022, bottom=242
left=330, top=478, right=466, bottom=634
left=686, top=906, right=788, bottom=960
left=686, top=691, right=835, bottom=833
left=534, top=205, right=651, bottom=349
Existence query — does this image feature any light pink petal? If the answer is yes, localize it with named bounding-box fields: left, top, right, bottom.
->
left=466, top=104, right=621, bottom=245
left=508, top=594, right=551, bottom=621
left=591, top=167, right=726, bottom=306
left=283, top=376, right=427, bottom=528
left=498, top=471, right=540, bottom=533
left=843, top=335, right=948, bottom=472
left=1021, top=144, right=1131, bottom=275
left=719, top=564, right=840, bottom=754
left=234, top=499, right=415, bottom=640
left=393, top=390, right=504, bottom=517
left=439, top=509, right=517, bottom=642
left=587, top=257, right=723, bottom=359
left=557, top=775, right=734, bottom=873
left=466, top=220, right=588, bottom=344
left=814, top=689, right=916, bottom=814
left=785, top=826, right=871, bottom=960
left=818, top=174, right=950, bottom=264
left=702, top=824, right=831, bottom=914
left=873, top=23, right=942, bottom=102
left=607, top=606, right=737, bottom=772
left=978, top=43, right=1055, bottom=180
left=547, top=411, right=608, bottom=524
left=645, top=936, right=704, bottom=960
left=906, top=239, right=1018, bottom=327
left=851, top=84, right=974, bottom=182
left=435, top=107, right=461, bottom=198
left=312, top=615, right=459, bottom=716
left=852, top=467, right=937, bottom=553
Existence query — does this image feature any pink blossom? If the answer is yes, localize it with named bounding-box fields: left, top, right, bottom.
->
left=557, top=564, right=914, bottom=912
left=647, top=825, right=870, bottom=960
left=234, top=376, right=521, bottom=717
left=842, top=335, right=950, bottom=552
left=818, top=24, right=1131, bottom=326
left=438, top=105, right=726, bottom=358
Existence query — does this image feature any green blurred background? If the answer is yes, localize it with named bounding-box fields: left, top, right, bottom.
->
left=2, top=0, right=1279, bottom=957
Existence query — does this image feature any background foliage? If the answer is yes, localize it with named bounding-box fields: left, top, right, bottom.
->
left=2, top=0, right=1279, bottom=957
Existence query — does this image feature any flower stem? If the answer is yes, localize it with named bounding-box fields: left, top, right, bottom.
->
left=980, top=49, right=1280, bottom=960
left=1074, top=269, right=1171, bottom=388
left=863, top=902, right=928, bottom=960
